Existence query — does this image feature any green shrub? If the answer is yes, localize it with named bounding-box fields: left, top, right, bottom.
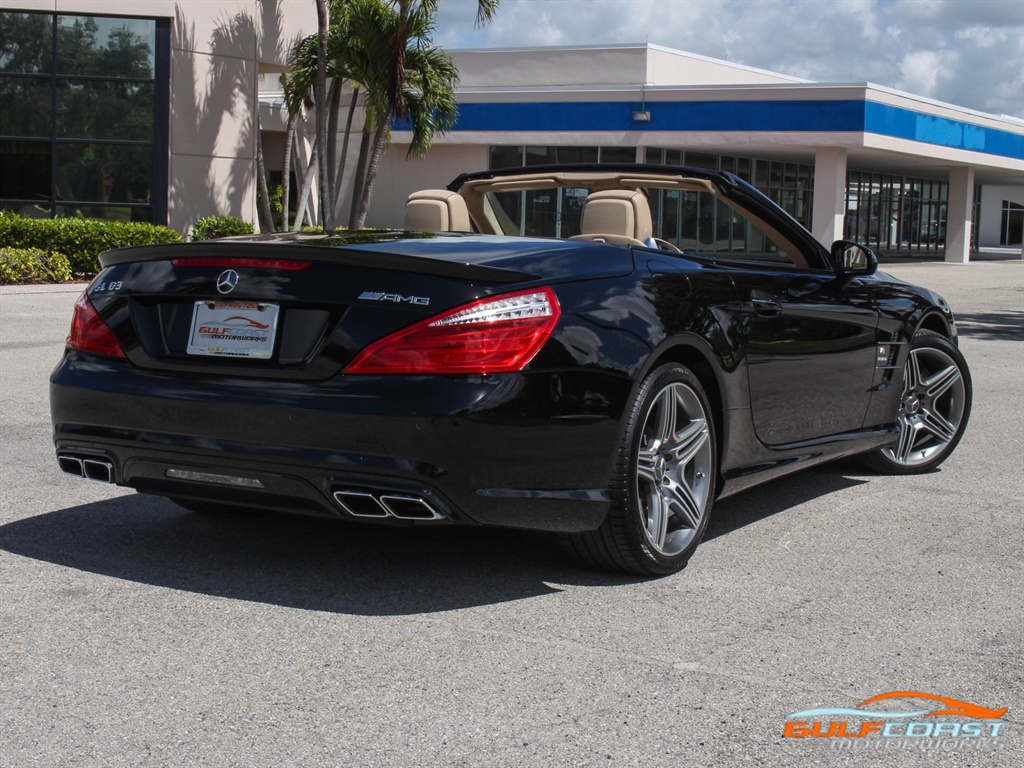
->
left=0, top=247, right=73, bottom=285
left=0, top=212, right=181, bottom=278
left=190, top=216, right=255, bottom=241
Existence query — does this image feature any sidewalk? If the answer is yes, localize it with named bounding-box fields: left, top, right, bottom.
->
left=877, top=245, right=1022, bottom=264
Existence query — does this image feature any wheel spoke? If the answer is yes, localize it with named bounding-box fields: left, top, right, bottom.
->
left=662, top=479, right=701, bottom=530
left=904, top=351, right=921, bottom=394
left=652, top=389, right=677, bottom=447
left=666, top=419, right=709, bottom=466
left=922, top=364, right=961, bottom=402
left=636, top=449, right=659, bottom=484
left=893, top=414, right=919, bottom=464
left=645, top=491, right=668, bottom=548
left=919, top=406, right=957, bottom=443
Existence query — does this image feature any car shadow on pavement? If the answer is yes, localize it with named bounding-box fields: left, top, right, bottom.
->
left=706, top=461, right=870, bottom=541
left=1, top=463, right=872, bottom=616
left=0, top=495, right=644, bottom=615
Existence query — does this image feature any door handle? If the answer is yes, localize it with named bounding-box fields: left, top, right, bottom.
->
left=749, top=298, right=783, bottom=317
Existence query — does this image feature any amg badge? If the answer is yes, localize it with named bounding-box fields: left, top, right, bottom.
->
left=359, top=291, right=430, bottom=306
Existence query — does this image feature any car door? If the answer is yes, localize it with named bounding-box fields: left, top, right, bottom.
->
left=726, top=264, right=879, bottom=446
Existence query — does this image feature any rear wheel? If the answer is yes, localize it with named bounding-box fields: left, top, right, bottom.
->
left=562, top=363, right=716, bottom=576
left=859, top=330, right=971, bottom=474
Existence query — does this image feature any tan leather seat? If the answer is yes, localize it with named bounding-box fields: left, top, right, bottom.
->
left=404, top=189, right=471, bottom=232
left=570, top=189, right=653, bottom=246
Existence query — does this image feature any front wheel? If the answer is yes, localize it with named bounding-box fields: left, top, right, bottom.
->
left=562, top=363, right=717, bottom=576
left=859, top=330, right=971, bottom=474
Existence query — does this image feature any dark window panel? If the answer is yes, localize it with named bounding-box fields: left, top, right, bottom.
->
left=643, top=147, right=664, bottom=164
left=599, top=147, right=635, bottom=164
left=0, top=12, right=53, bottom=74
left=686, top=152, right=718, bottom=170
left=78, top=204, right=152, bottom=223
left=524, top=189, right=557, bottom=237
left=56, top=80, right=154, bottom=140
left=524, top=146, right=552, bottom=166
left=0, top=76, right=52, bottom=136
left=57, top=15, right=154, bottom=78
left=556, top=146, right=598, bottom=164
left=55, top=142, right=153, bottom=204
left=0, top=140, right=51, bottom=203
left=488, top=145, right=522, bottom=169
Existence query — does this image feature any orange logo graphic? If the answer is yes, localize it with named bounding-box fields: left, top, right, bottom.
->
left=784, top=691, right=1007, bottom=740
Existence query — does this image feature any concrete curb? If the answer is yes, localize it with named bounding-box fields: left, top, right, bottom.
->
left=0, top=282, right=88, bottom=295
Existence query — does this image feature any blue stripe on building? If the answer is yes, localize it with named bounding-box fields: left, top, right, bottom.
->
left=406, top=100, right=1022, bottom=160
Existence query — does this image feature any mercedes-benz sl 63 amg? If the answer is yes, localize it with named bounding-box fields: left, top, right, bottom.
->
left=50, top=165, right=971, bottom=575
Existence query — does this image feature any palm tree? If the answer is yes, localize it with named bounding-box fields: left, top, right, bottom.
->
left=347, top=0, right=467, bottom=229
left=293, top=0, right=499, bottom=229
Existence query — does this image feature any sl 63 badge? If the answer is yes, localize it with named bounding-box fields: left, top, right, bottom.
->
left=91, top=280, right=124, bottom=293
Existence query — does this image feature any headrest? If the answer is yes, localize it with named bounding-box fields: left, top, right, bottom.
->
left=579, top=190, right=653, bottom=241
left=404, top=190, right=471, bottom=232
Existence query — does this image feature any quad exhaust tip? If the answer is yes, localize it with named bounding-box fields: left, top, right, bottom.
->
left=332, top=490, right=446, bottom=521
left=58, top=454, right=115, bottom=484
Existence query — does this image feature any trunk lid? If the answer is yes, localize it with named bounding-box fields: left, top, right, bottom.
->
left=88, top=232, right=633, bottom=380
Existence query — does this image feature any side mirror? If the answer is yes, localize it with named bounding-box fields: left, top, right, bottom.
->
left=831, top=240, right=878, bottom=276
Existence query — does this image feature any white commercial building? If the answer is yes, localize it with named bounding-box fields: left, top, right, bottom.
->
left=2, top=2, right=1022, bottom=261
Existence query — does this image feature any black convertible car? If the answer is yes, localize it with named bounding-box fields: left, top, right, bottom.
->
left=50, top=165, right=971, bottom=575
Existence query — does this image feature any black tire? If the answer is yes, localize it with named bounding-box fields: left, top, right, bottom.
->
left=858, top=329, right=971, bottom=474
left=562, top=363, right=717, bottom=576
left=170, top=498, right=259, bottom=518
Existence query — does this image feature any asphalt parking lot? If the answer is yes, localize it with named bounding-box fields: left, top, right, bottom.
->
left=1, top=258, right=1021, bottom=768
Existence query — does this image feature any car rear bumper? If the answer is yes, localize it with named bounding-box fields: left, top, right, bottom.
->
left=50, top=354, right=628, bottom=532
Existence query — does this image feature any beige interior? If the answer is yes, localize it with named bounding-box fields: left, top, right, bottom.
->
left=404, top=189, right=471, bottom=232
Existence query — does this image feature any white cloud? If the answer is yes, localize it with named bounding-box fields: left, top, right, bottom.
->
left=434, top=0, right=1024, bottom=117
left=897, top=50, right=944, bottom=98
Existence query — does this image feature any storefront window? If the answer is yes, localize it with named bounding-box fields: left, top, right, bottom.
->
left=0, top=11, right=168, bottom=224
left=1002, top=200, right=1023, bottom=246
left=845, top=171, right=949, bottom=253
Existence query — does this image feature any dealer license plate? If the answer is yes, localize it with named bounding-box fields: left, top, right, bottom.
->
left=187, top=301, right=280, bottom=359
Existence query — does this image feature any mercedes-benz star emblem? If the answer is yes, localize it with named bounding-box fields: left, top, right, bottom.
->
left=216, top=269, right=239, bottom=294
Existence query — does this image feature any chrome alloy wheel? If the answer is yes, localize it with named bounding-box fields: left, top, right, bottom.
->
left=884, top=344, right=967, bottom=467
left=635, top=381, right=713, bottom=556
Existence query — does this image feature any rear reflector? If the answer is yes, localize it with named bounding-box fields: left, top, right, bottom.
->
left=66, top=293, right=125, bottom=358
left=170, top=257, right=310, bottom=270
left=344, top=287, right=560, bottom=375
left=165, top=469, right=265, bottom=488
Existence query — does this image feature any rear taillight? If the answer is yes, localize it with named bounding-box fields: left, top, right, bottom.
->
left=67, top=293, right=125, bottom=358
left=345, top=287, right=560, bottom=375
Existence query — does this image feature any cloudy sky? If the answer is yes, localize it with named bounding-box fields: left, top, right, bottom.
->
left=433, top=0, right=1024, bottom=119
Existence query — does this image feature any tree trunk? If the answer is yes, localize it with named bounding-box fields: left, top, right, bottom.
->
left=347, top=126, right=372, bottom=230
left=255, top=108, right=275, bottom=233
left=326, top=78, right=343, bottom=225
left=281, top=114, right=295, bottom=231
left=351, top=113, right=391, bottom=231
left=333, top=85, right=359, bottom=215
left=314, top=0, right=334, bottom=230
left=293, top=142, right=318, bottom=232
